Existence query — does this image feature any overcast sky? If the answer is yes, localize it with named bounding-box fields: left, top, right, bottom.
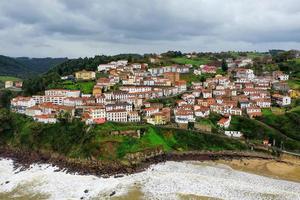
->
left=0, top=0, right=300, bottom=58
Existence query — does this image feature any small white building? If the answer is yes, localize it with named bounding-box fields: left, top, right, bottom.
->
left=33, top=114, right=57, bottom=124
left=5, top=81, right=14, bottom=88
left=217, top=116, right=231, bottom=129
left=194, top=106, right=210, bottom=118
left=225, top=131, right=243, bottom=138
left=11, top=96, right=36, bottom=114
left=106, top=109, right=128, bottom=122
left=174, top=110, right=195, bottom=124
left=128, top=111, right=141, bottom=122
left=272, top=94, right=291, bottom=106
left=98, top=63, right=117, bottom=71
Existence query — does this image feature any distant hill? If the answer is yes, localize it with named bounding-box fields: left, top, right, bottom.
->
left=0, top=55, right=67, bottom=78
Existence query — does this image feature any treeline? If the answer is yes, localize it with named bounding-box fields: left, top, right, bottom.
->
left=0, top=109, right=98, bottom=158
left=229, top=111, right=300, bottom=152
left=0, top=55, right=67, bottom=78
left=258, top=110, right=300, bottom=142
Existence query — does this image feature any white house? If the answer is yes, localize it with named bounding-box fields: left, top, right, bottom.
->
left=45, top=89, right=80, bottom=97
left=225, top=131, right=243, bottom=138
left=194, top=106, right=210, bottom=118
left=144, top=107, right=160, bottom=117
left=11, top=96, right=36, bottom=114
left=98, top=63, right=117, bottom=71
left=217, top=116, right=231, bottom=129
left=33, top=114, right=57, bottom=124
left=272, top=94, right=291, bottom=106
left=255, top=99, right=271, bottom=108
left=4, top=81, right=14, bottom=88
left=246, top=106, right=262, bottom=118
left=87, top=106, right=106, bottom=120
left=128, top=111, right=141, bottom=122
left=174, top=110, right=195, bottom=124
left=25, top=105, right=43, bottom=117
left=106, top=109, right=128, bottom=122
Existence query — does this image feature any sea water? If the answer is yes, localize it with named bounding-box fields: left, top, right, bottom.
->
left=0, top=158, right=299, bottom=200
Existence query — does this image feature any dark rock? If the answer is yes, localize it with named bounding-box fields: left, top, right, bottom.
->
left=5, top=181, right=9, bottom=184
left=114, top=174, right=124, bottom=178
left=102, top=175, right=110, bottom=179
left=84, top=189, right=89, bottom=193
left=110, top=191, right=116, bottom=196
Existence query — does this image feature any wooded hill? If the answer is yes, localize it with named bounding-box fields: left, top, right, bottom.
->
left=0, top=55, right=67, bottom=78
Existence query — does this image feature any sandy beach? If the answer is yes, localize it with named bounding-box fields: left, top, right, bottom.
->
left=214, top=154, right=300, bottom=183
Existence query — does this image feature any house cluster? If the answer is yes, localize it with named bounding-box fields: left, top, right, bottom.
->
left=172, top=67, right=291, bottom=134
left=226, top=57, right=254, bottom=68
left=11, top=60, right=189, bottom=125
left=4, top=80, right=23, bottom=89
left=194, top=65, right=217, bottom=75
left=96, top=61, right=189, bottom=98
left=10, top=58, right=292, bottom=140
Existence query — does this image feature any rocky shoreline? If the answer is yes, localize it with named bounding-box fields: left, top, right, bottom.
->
left=0, top=147, right=277, bottom=178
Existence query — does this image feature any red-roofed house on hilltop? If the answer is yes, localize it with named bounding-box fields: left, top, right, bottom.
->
left=33, top=114, right=57, bottom=124
left=200, top=65, right=217, bottom=74
left=246, top=106, right=262, bottom=118
left=217, top=116, right=231, bottom=129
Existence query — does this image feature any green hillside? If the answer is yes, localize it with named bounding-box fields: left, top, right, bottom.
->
left=0, top=55, right=67, bottom=78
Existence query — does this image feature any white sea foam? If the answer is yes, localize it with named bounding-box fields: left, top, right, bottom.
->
left=0, top=159, right=299, bottom=200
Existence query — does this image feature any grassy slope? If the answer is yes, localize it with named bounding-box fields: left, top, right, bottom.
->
left=288, top=79, right=300, bottom=90
left=258, top=109, right=300, bottom=142
left=0, top=110, right=248, bottom=161
left=0, top=76, right=22, bottom=82
left=48, top=80, right=95, bottom=94
left=229, top=115, right=300, bottom=151
left=171, top=57, right=211, bottom=66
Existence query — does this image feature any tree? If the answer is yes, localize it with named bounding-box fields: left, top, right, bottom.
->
left=0, top=109, right=13, bottom=136
left=0, top=90, right=13, bottom=108
left=221, top=59, right=228, bottom=72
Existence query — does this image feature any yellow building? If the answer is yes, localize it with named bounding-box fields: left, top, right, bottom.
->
left=289, top=89, right=300, bottom=98
left=75, top=70, right=96, bottom=80
left=5, top=81, right=14, bottom=88
left=92, top=85, right=102, bottom=96
left=146, top=113, right=166, bottom=125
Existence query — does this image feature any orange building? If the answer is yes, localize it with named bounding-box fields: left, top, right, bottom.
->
left=163, top=72, right=180, bottom=84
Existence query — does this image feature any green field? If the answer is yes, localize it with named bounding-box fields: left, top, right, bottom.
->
left=288, top=79, right=300, bottom=90
left=180, top=72, right=215, bottom=85
left=0, top=76, right=21, bottom=82
left=171, top=57, right=211, bottom=66
left=289, top=106, right=300, bottom=113
left=196, top=118, right=214, bottom=126
left=48, top=80, right=95, bottom=94
left=292, top=58, right=300, bottom=64
left=262, top=108, right=273, bottom=116
left=228, top=51, right=266, bottom=59
left=246, top=52, right=266, bottom=58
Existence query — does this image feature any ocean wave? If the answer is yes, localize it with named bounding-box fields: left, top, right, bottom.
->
left=0, top=159, right=299, bottom=200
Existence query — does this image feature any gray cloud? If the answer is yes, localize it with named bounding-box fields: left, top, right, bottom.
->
left=0, top=0, right=300, bottom=57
